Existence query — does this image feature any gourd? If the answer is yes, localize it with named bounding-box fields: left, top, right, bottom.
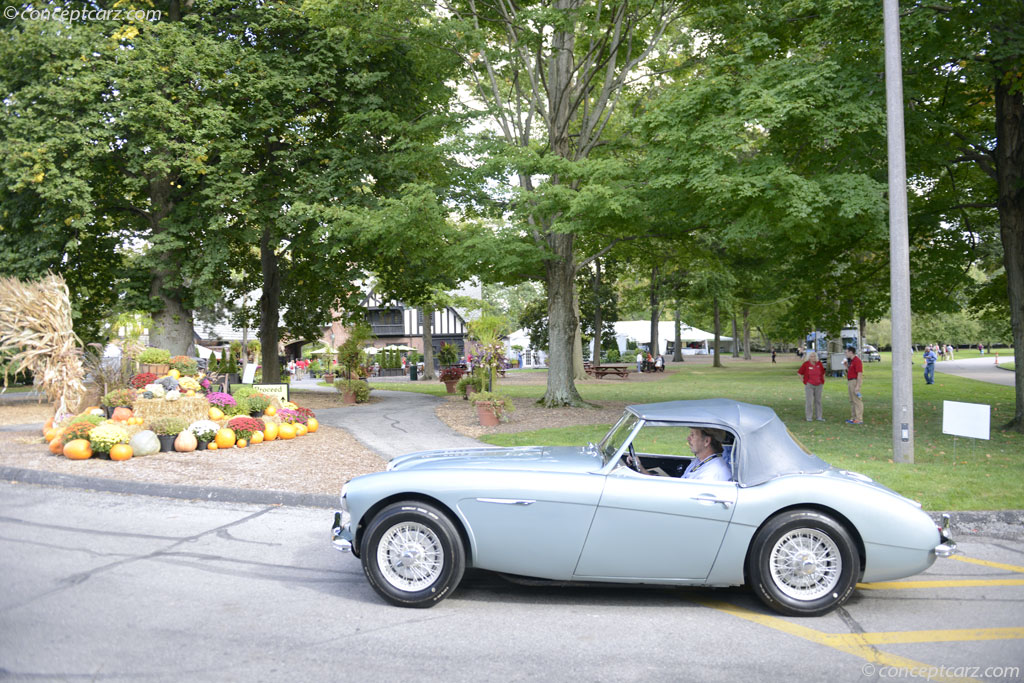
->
left=165, top=390, right=181, bottom=402
left=278, top=423, right=297, bottom=440
left=63, top=439, right=93, bottom=460
left=130, top=430, right=161, bottom=456
left=306, top=418, right=319, bottom=433
left=263, top=422, right=279, bottom=441
left=110, top=444, right=133, bottom=461
left=174, top=431, right=198, bottom=452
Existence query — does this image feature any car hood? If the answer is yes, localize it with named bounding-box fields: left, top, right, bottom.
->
left=387, top=445, right=604, bottom=474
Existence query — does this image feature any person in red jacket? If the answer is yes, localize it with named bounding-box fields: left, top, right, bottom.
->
left=797, top=351, right=826, bottom=422
left=844, top=346, right=864, bottom=424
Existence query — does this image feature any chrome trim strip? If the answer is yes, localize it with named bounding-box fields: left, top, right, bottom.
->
left=476, top=497, right=535, bottom=506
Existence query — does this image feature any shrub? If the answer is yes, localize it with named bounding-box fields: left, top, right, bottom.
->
left=62, top=421, right=97, bottom=444
left=169, top=355, right=198, bottom=375
left=438, top=343, right=458, bottom=366
left=149, top=417, right=187, bottom=436
left=101, top=388, right=135, bottom=409
left=334, top=378, right=371, bottom=403
left=456, top=373, right=483, bottom=396
left=226, top=416, right=264, bottom=441
left=605, top=347, right=621, bottom=363
left=88, top=423, right=130, bottom=453
left=231, top=385, right=256, bottom=400
left=225, top=396, right=250, bottom=416
left=206, top=392, right=236, bottom=408
left=246, top=393, right=270, bottom=414
left=130, top=372, right=157, bottom=389
left=138, top=348, right=171, bottom=364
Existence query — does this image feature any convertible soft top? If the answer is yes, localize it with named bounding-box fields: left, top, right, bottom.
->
left=626, top=399, right=830, bottom=486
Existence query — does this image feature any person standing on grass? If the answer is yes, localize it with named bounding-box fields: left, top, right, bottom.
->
left=923, top=345, right=937, bottom=384
left=772, top=350, right=777, bottom=364
left=636, top=350, right=644, bottom=373
left=798, top=351, right=826, bottom=421
left=844, top=346, right=864, bottom=424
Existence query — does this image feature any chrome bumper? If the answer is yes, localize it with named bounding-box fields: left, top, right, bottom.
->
left=934, top=513, right=957, bottom=558
left=331, top=511, right=353, bottom=554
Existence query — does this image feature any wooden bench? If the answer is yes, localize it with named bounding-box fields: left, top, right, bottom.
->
left=587, top=363, right=631, bottom=379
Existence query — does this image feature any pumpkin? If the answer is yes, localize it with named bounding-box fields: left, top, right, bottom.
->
left=186, top=390, right=196, bottom=397
left=295, top=423, right=308, bottom=437
left=214, top=428, right=236, bottom=449
left=44, top=427, right=59, bottom=442
left=306, top=418, right=319, bottom=433
left=63, top=439, right=92, bottom=460
left=278, top=423, right=297, bottom=440
left=209, top=406, right=225, bottom=420
left=89, top=408, right=105, bottom=417
left=263, top=422, right=279, bottom=441
left=206, top=442, right=219, bottom=451
left=174, top=431, right=198, bottom=452
left=111, top=407, right=133, bottom=422
left=236, top=439, right=248, bottom=448
left=250, top=431, right=264, bottom=444
left=48, top=436, right=64, bottom=455
left=43, top=417, right=54, bottom=435
left=109, top=444, right=133, bottom=461
left=130, top=430, right=161, bottom=457
left=167, top=369, right=181, bottom=379
left=264, top=406, right=277, bottom=417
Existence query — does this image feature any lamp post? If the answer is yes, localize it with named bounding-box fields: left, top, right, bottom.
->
left=883, top=0, right=914, bottom=463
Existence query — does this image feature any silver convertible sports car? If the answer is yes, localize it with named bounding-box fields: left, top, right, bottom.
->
left=331, top=399, right=955, bottom=616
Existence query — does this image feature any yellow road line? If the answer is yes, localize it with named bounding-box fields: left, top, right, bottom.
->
left=843, top=627, right=1024, bottom=645
left=858, top=578, right=1024, bottom=590
left=951, top=555, right=1024, bottom=574
left=697, top=599, right=982, bottom=683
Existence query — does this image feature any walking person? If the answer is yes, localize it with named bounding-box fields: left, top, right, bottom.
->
left=844, top=346, right=864, bottom=424
left=946, top=343, right=954, bottom=361
left=798, top=351, right=826, bottom=421
left=923, top=345, right=937, bottom=384
left=771, top=349, right=777, bottom=364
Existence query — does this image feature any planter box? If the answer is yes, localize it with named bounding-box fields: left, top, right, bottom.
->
left=342, top=390, right=357, bottom=405
left=139, top=363, right=169, bottom=376
left=476, top=403, right=500, bottom=427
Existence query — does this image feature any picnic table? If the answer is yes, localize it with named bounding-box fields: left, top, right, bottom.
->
left=585, top=363, right=632, bottom=379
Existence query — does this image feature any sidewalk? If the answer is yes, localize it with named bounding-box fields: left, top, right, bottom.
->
left=935, top=356, right=1016, bottom=387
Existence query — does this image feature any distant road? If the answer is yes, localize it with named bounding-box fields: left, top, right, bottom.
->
left=935, top=356, right=1015, bottom=387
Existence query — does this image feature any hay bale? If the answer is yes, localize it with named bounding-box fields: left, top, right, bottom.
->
left=134, top=396, right=210, bottom=424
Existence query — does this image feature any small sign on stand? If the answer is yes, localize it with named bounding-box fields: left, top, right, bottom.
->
left=942, top=400, right=990, bottom=458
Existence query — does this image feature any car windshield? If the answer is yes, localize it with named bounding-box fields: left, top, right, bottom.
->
left=599, top=412, right=640, bottom=464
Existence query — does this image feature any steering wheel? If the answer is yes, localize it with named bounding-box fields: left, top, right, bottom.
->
left=625, top=443, right=640, bottom=471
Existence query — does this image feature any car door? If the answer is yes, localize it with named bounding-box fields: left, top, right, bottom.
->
left=573, top=469, right=738, bottom=582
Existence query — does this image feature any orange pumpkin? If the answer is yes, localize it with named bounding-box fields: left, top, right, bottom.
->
left=214, top=428, right=236, bottom=449
left=174, top=431, right=198, bottom=452
left=111, top=407, right=133, bottom=422
left=63, top=439, right=92, bottom=460
left=109, top=444, right=133, bottom=461
left=236, top=439, right=248, bottom=449
left=206, top=442, right=219, bottom=451
left=278, top=423, right=297, bottom=440
left=250, top=431, right=264, bottom=444
left=48, top=436, right=64, bottom=455
left=306, top=418, right=319, bottom=433
left=295, top=423, right=308, bottom=437
left=264, top=406, right=277, bottom=417
left=43, top=417, right=54, bottom=435
left=44, top=428, right=59, bottom=443
left=209, top=407, right=225, bottom=420
left=263, top=422, right=279, bottom=441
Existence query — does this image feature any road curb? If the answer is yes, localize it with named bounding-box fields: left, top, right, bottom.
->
left=0, top=466, right=337, bottom=509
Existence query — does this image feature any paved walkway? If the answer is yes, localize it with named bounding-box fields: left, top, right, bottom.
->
left=935, top=356, right=1016, bottom=387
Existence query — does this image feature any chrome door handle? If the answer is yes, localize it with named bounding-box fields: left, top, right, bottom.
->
left=477, top=498, right=535, bottom=506
left=691, top=494, right=733, bottom=509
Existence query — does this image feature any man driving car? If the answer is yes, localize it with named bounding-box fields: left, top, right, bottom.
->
left=630, top=427, right=732, bottom=481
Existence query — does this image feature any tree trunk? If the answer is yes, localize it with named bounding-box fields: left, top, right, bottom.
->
left=713, top=297, right=722, bottom=368
left=731, top=311, right=740, bottom=358
left=743, top=306, right=752, bottom=360
left=572, top=282, right=587, bottom=381
left=592, top=259, right=603, bottom=365
left=259, top=225, right=281, bottom=383
left=542, top=233, right=584, bottom=407
left=859, top=315, right=867, bottom=352
left=146, top=177, right=193, bottom=355
left=649, top=265, right=659, bottom=358
left=673, top=306, right=684, bottom=362
left=421, top=307, right=435, bottom=380
left=996, top=70, right=1024, bottom=430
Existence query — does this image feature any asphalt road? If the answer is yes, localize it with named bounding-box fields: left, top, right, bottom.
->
left=1, top=483, right=1022, bottom=683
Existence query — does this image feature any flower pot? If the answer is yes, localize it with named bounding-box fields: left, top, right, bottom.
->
left=324, top=374, right=335, bottom=383
left=93, top=450, right=111, bottom=460
left=196, top=440, right=209, bottom=451
left=342, top=390, right=357, bottom=405
left=157, top=434, right=176, bottom=452
left=250, top=410, right=263, bottom=418
left=103, top=406, right=114, bottom=419
left=443, top=380, right=458, bottom=394
left=476, top=402, right=500, bottom=427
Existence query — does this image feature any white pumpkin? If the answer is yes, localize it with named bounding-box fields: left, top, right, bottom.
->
left=144, top=383, right=166, bottom=399
left=165, top=390, right=181, bottom=401
left=129, top=430, right=160, bottom=456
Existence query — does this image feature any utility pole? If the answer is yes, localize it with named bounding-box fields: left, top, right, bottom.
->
left=883, top=0, right=914, bottom=463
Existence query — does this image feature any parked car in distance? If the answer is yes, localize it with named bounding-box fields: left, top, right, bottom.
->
left=863, top=344, right=882, bottom=362
left=331, top=399, right=954, bottom=617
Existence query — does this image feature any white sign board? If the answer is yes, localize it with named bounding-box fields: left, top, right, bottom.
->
left=942, top=401, right=990, bottom=440
left=241, top=363, right=257, bottom=384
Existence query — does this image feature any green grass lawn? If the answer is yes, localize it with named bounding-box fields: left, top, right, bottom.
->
left=378, top=356, right=1022, bottom=511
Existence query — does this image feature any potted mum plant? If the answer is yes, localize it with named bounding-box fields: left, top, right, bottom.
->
left=138, top=347, right=171, bottom=376
left=439, top=366, right=463, bottom=394
left=469, top=391, right=514, bottom=427
left=100, top=388, right=135, bottom=418
left=150, top=417, right=188, bottom=452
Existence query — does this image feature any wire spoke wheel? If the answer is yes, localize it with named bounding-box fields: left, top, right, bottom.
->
left=768, top=528, right=841, bottom=600
left=377, top=522, right=445, bottom=592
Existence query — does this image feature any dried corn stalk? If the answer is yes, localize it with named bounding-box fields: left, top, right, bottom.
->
left=0, top=273, right=86, bottom=419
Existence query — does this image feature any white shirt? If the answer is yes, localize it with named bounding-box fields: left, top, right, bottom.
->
left=636, top=353, right=643, bottom=363
left=682, top=453, right=732, bottom=481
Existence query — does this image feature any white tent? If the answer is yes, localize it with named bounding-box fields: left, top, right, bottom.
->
left=603, top=320, right=734, bottom=357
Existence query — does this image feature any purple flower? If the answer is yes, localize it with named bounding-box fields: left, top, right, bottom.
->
left=206, top=392, right=237, bottom=407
